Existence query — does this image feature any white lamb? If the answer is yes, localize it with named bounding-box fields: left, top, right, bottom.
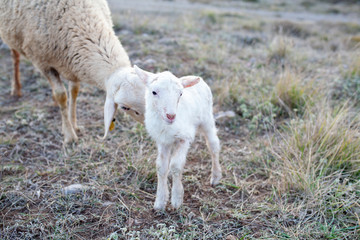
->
left=0, top=0, right=145, bottom=143
left=134, top=66, right=222, bottom=210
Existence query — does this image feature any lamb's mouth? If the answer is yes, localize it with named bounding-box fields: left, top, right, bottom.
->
left=163, top=117, right=175, bottom=124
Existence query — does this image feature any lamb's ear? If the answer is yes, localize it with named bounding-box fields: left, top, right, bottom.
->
left=134, top=65, right=154, bottom=85
left=103, top=96, right=118, bottom=139
left=180, top=76, right=201, bottom=88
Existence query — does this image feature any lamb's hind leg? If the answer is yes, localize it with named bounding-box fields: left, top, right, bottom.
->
left=170, top=140, right=190, bottom=209
left=11, top=49, right=21, bottom=97
left=43, top=68, right=78, bottom=144
left=201, top=121, right=222, bottom=186
left=68, top=81, right=80, bottom=131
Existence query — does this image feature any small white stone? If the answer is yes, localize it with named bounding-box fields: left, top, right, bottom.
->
left=103, top=201, right=115, bottom=207
left=36, top=190, right=41, bottom=198
left=62, top=184, right=87, bottom=195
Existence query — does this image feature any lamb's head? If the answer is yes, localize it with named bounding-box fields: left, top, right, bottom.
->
left=103, top=68, right=146, bottom=138
left=134, top=65, right=200, bottom=124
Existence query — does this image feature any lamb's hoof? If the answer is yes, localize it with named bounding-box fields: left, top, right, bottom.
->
left=153, top=201, right=166, bottom=211
left=171, top=190, right=183, bottom=209
left=210, top=174, right=222, bottom=187
left=171, top=198, right=183, bottom=210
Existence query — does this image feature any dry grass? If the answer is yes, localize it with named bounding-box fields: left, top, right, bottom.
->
left=268, top=35, right=294, bottom=63
left=271, top=69, right=315, bottom=117
left=268, top=103, right=360, bottom=239
left=347, top=50, right=360, bottom=78
left=271, top=104, right=360, bottom=192
left=332, top=50, right=360, bottom=106
left=1, top=0, right=360, bottom=239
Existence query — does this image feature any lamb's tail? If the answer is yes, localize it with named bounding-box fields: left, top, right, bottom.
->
left=214, top=110, right=236, bottom=120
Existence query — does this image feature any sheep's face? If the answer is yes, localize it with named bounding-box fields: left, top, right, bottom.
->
left=134, top=65, right=200, bottom=125
left=114, top=72, right=146, bottom=123
left=103, top=69, right=146, bottom=139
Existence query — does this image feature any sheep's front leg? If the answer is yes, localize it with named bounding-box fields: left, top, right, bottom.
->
left=11, top=49, right=21, bottom=97
left=43, top=68, right=78, bottom=144
left=68, top=81, right=80, bottom=132
left=154, top=144, right=171, bottom=211
left=170, top=140, right=190, bottom=209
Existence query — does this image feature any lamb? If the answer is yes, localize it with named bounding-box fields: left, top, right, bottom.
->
left=134, top=65, right=222, bottom=210
left=0, top=0, right=145, bottom=143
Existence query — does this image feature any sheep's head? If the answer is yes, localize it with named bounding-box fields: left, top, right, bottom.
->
left=103, top=68, right=146, bottom=138
left=134, top=65, right=200, bottom=124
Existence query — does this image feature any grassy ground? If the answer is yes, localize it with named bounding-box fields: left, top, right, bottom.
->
left=1, top=0, right=360, bottom=239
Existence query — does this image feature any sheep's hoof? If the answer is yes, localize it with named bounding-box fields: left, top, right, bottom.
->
left=11, top=89, right=22, bottom=97
left=64, top=132, right=78, bottom=144
left=74, top=125, right=85, bottom=134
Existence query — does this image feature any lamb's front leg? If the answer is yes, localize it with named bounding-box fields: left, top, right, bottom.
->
left=154, top=144, right=171, bottom=211
left=170, top=140, right=190, bottom=209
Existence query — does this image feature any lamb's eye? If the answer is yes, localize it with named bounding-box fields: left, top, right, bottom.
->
left=180, top=93, right=183, bottom=97
left=152, top=91, right=157, bottom=96
left=135, top=111, right=139, bottom=115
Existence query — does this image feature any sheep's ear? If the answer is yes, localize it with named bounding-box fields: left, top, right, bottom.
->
left=180, top=76, right=200, bottom=88
left=134, top=65, right=154, bottom=85
left=103, top=96, right=118, bottom=139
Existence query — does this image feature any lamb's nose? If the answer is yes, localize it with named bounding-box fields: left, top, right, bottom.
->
left=166, top=114, right=176, bottom=120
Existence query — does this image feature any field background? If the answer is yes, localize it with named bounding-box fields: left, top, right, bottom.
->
left=1, top=0, right=360, bottom=239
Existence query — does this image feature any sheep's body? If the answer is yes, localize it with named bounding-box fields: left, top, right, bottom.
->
left=0, top=0, right=145, bottom=143
left=135, top=66, right=222, bottom=210
left=0, top=0, right=127, bottom=88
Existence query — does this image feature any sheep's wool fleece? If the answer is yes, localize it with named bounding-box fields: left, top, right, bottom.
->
left=0, top=0, right=130, bottom=89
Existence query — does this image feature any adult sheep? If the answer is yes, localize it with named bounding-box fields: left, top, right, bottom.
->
left=0, top=0, right=145, bottom=143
